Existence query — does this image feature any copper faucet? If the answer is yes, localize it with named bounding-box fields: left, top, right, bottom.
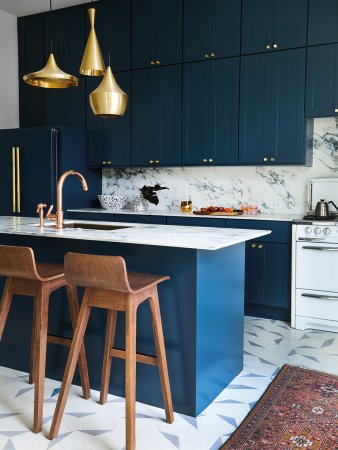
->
left=36, top=203, right=47, bottom=227
left=47, top=170, right=88, bottom=229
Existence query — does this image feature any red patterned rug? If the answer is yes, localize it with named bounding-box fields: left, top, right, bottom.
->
left=220, top=365, right=337, bottom=450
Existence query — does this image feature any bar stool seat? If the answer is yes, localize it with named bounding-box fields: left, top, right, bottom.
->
left=0, top=245, right=90, bottom=434
left=49, top=252, right=174, bottom=450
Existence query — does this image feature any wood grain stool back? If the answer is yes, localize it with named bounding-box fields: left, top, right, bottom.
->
left=0, top=245, right=40, bottom=280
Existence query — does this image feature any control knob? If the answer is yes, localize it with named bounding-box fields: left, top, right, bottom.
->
left=323, top=227, right=331, bottom=235
left=304, top=226, right=312, bottom=234
left=314, top=227, right=321, bottom=235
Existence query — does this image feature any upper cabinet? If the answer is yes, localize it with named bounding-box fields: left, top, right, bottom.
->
left=183, top=0, right=241, bottom=63
left=240, top=49, right=307, bottom=165
left=132, top=65, right=182, bottom=166
left=308, top=0, right=338, bottom=46
left=86, top=71, right=132, bottom=168
left=44, top=6, right=85, bottom=76
left=241, top=0, right=308, bottom=55
left=132, top=0, right=182, bottom=70
left=306, top=44, right=338, bottom=117
left=85, top=0, right=131, bottom=72
left=182, top=58, right=239, bottom=165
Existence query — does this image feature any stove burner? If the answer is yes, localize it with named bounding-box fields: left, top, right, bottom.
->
left=303, top=214, right=336, bottom=221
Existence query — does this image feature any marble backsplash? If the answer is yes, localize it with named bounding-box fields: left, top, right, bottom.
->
left=102, top=117, right=338, bottom=214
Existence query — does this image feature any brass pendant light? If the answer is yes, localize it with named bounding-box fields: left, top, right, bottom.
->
left=89, top=66, right=128, bottom=118
left=23, top=1, right=78, bottom=89
left=80, top=7, right=106, bottom=76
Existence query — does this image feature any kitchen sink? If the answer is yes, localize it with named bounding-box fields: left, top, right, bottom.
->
left=39, top=222, right=132, bottom=231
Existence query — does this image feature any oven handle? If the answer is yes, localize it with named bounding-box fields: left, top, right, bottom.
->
left=301, top=293, right=338, bottom=301
left=302, top=246, right=338, bottom=251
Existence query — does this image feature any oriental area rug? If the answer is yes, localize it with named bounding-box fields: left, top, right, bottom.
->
left=220, top=364, right=337, bottom=450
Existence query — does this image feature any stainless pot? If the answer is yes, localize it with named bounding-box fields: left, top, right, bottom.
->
left=315, top=199, right=330, bottom=218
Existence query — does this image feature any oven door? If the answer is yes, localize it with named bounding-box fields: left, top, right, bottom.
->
left=296, top=242, right=338, bottom=292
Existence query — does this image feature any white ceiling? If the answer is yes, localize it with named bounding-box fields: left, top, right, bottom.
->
left=0, top=0, right=98, bottom=17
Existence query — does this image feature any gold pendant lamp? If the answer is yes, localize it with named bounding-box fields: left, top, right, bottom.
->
left=89, top=65, right=128, bottom=118
left=23, top=1, right=78, bottom=88
left=80, top=7, right=105, bottom=76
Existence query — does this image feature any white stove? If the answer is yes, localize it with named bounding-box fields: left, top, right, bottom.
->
left=292, top=222, right=338, bottom=333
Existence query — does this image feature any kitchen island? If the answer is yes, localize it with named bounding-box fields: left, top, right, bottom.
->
left=0, top=217, right=270, bottom=416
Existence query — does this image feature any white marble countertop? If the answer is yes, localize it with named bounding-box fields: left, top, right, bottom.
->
left=68, top=208, right=302, bottom=222
left=0, top=216, right=271, bottom=251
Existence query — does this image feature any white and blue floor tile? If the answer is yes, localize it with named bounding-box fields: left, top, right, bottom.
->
left=0, top=317, right=336, bottom=450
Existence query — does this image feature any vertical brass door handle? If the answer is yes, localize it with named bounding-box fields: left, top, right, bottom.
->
left=12, top=147, right=16, bottom=213
left=16, top=147, right=21, bottom=213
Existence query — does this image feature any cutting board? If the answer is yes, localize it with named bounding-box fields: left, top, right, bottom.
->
left=193, top=210, right=243, bottom=216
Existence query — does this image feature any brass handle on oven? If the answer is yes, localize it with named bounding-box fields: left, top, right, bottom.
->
left=16, top=147, right=21, bottom=213
left=12, top=147, right=16, bottom=213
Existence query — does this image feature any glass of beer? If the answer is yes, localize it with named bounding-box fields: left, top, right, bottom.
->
left=181, top=195, right=192, bottom=213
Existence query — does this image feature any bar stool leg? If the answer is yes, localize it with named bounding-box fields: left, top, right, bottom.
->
left=0, top=278, right=13, bottom=340
left=125, top=304, right=137, bottom=450
left=29, top=297, right=37, bottom=384
left=49, top=292, right=91, bottom=440
left=66, top=285, right=91, bottom=400
left=100, top=310, right=118, bottom=405
left=149, top=288, right=174, bottom=424
left=33, top=284, right=49, bottom=433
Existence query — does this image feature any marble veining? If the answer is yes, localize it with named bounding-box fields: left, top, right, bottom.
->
left=102, top=118, right=338, bottom=214
left=0, top=217, right=270, bottom=251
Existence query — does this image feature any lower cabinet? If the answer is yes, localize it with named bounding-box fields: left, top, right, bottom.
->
left=227, top=219, right=291, bottom=320
left=167, top=216, right=226, bottom=227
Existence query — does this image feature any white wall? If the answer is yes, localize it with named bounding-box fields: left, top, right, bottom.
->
left=103, top=117, right=338, bottom=214
left=0, top=10, right=19, bottom=129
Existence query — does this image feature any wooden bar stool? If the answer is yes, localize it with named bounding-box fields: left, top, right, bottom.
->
left=0, top=245, right=90, bottom=433
left=49, top=252, right=174, bottom=450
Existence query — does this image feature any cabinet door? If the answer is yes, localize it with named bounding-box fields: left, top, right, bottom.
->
left=18, top=128, right=56, bottom=217
left=183, top=58, right=239, bottom=165
left=239, top=53, right=272, bottom=164
left=244, top=242, right=260, bottom=305
left=18, top=14, right=46, bottom=127
left=132, top=0, right=182, bottom=69
left=241, top=0, right=273, bottom=55
left=272, top=0, right=307, bottom=51
left=270, top=49, right=306, bottom=164
left=258, top=243, right=291, bottom=309
left=132, top=65, right=182, bottom=166
left=87, top=0, right=131, bottom=72
left=44, top=7, right=85, bottom=76
left=184, top=0, right=240, bottom=62
left=308, top=0, right=338, bottom=46
left=0, top=130, right=18, bottom=216
left=86, top=72, right=131, bottom=168
left=306, top=44, right=338, bottom=117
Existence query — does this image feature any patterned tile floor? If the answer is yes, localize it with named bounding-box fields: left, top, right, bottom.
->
left=0, top=316, right=337, bottom=450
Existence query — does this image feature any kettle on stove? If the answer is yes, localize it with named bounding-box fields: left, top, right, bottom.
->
left=314, top=199, right=338, bottom=219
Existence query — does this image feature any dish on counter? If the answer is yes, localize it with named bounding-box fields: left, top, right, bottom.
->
left=98, top=194, right=127, bottom=210
left=193, top=206, right=243, bottom=216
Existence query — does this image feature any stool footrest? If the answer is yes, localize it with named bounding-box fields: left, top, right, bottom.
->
left=110, top=348, right=158, bottom=367
left=47, top=334, right=72, bottom=347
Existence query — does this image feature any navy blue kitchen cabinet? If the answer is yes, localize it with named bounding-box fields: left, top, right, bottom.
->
left=0, top=127, right=101, bottom=218
left=86, top=72, right=131, bottom=168
left=182, top=57, right=239, bottom=165
left=132, top=0, right=182, bottom=70
left=115, top=214, right=166, bottom=224
left=68, top=212, right=116, bottom=221
left=85, top=0, right=131, bottom=72
left=132, top=65, right=182, bottom=166
left=241, top=0, right=308, bottom=55
left=18, top=14, right=46, bottom=127
left=183, top=0, right=241, bottom=62
left=227, top=219, right=291, bottom=320
left=308, top=0, right=338, bottom=46
left=306, top=44, right=338, bottom=117
left=167, top=216, right=226, bottom=227
left=240, top=49, right=308, bottom=165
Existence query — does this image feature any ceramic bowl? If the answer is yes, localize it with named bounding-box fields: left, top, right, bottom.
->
left=98, top=194, right=127, bottom=210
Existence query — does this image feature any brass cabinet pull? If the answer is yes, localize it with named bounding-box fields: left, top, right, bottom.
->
left=270, top=157, right=275, bottom=162
left=263, top=157, right=268, bottom=162
left=16, top=147, right=21, bottom=213
left=107, top=161, right=112, bottom=165
left=155, top=60, right=161, bottom=65
left=266, top=44, right=271, bottom=49
left=273, top=43, right=278, bottom=49
left=102, top=161, right=107, bottom=165
left=149, top=160, right=154, bottom=164
left=208, top=158, right=214, bottom=163
left=210, top=52, right=216, bottom=57
left=202, top=158, right=208, bottom=163
left=258, top=244, right=263, bottom=249
left=204, top=53, right=210, bottom=58
left=335, top=108, right=338, bottom=113
left=251, top=244, right=257, bottom=248
left=12, top=147, right=16, bottom=213
left=155, top=160, right=160, bottom=164
left=150, top=61, right=155, bottom=65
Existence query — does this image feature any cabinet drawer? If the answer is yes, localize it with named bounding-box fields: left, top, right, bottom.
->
left=226, top=219, right=291, bottom=243
left=296, top=289, right=338, bottom=321
left=67, top=212, right=115, bottom=222
left=167, top=216, right=226, bottom=227
left=115, top=214, right=166, bottom=224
